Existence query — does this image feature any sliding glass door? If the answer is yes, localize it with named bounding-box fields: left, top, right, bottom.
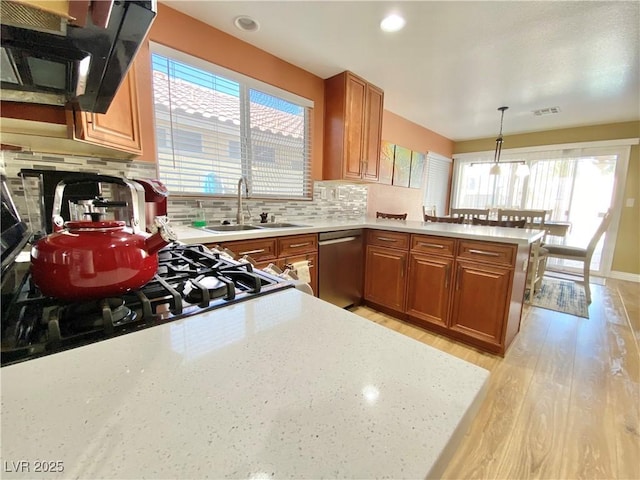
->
left=451, top=143, right=631, bottom=276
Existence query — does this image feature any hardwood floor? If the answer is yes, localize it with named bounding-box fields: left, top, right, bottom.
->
left=351, top=278, right=640, bottom=479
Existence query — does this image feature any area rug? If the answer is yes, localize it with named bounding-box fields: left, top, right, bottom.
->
left=526, top=277, right=589, bottom=318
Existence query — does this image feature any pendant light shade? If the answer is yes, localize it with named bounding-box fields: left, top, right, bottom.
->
left=489, top=106, right=508, bottom=176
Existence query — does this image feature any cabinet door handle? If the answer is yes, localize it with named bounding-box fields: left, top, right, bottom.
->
left=289, top=242, right=311, bottom=248
left=456, top=266, right=462, bottom=291
left=376, top=237, right=397, bottom=242
left=419, top=242, right=444, bottom=249
left=239, top=248, right=266, bottom=256
left=445, top=264, right=450, bottom=289
left=468, top=249, right=500, bottom=257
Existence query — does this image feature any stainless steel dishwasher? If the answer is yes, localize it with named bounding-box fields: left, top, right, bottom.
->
left=318, top=229, right=363, bottom=308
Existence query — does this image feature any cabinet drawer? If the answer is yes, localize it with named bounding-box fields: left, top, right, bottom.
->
left=411, top=235, right=455, bottom=257
left=457, top=241, right=516, bottom=266
left=367, top=230, right=410, bottom=250
left=221, top=238, right=278, bottom=263
left=278, top=234, right=318, bottom=257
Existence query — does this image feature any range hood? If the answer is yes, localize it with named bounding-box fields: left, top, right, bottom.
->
left=0, top=0, right=156, bottom=114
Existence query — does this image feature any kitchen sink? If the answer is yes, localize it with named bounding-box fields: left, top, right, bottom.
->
left=255, top=222, right=308, bottom=229
left=203, top=224, right=263, bottom=232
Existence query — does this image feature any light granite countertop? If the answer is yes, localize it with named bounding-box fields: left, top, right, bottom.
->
left=0, top=289, right=489, bottom=479
left=175, top=216, right=545, bottom=246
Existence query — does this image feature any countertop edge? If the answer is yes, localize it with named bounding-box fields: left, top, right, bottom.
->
left=174, top=218, right=545, bottom=246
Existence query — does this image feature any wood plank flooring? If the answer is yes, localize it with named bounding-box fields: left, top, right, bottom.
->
left=351, top=278, right=640, bottom=479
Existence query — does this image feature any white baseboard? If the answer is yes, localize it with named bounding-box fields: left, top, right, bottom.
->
left=607, top=271, right=640, bottom=283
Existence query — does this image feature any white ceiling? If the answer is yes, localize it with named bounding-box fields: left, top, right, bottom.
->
left=162, top=1, right=640, bottom=141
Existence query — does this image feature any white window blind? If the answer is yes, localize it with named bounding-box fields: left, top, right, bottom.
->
left=151, top=45, right=313, bottom=199
left=423, top=152, right=452, bottom=216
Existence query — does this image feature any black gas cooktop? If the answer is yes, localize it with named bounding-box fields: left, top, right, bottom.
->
left=1, top=244, right=292, bottom=366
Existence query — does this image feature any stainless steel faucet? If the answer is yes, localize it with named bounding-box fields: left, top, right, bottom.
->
left=236, top=177, right=249, bottom=224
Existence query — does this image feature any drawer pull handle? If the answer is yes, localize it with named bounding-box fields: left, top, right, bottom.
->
left=289, top=242, right=311, bottom=248
left=468, top=249, right=500, bottom=257
left=419, top=242, right=444, bottom=249
left=377, top=237, right=397, bottom=242
left=239, top=248, right=266, bottom=256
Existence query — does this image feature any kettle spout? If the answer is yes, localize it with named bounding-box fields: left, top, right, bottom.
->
left=145, top=222, right=177, bottom=255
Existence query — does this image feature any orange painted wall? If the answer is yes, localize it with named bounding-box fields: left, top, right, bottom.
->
left=381, top=111, right=453, bottom=158
left=139, top=4, right=325, bottom=179
left=367, top=111, right=454, bottom=220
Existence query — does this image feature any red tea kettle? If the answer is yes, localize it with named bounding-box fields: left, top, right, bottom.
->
left=30, top=175, right=177, bottom=301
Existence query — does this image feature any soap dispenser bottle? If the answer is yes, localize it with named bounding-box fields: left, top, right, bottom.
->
left=192, top=201, right=207, bottom=227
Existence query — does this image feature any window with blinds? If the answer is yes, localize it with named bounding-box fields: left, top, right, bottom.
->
left=423, top=152, right=452, bottom=217
left=151, top=45, right=313, bottom=199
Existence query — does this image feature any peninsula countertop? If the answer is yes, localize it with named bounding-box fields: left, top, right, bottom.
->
left=0, top=289, right=489, bottom=479
left=174, top=216, right=546, bottom=246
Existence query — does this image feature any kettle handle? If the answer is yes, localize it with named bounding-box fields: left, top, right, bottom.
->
left=52, top=175, right=146, bottom=233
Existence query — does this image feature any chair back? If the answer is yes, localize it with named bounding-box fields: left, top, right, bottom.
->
left=587, top=210, right=613, bottom=255
left=425, top=215, right=464, bottom=224
left=376, top=211, right=407, bottom=220
left=451, top=208, right=490, bottom=224
left=497, top=209, right=546, bottom=227
left=473, top=218, right=526, bottom=228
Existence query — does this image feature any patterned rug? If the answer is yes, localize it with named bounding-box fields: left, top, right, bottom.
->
left=526, top=277, right=589, bottom=318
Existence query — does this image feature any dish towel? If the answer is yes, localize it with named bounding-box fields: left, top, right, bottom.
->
left=291, top=260, right=311, bottom=283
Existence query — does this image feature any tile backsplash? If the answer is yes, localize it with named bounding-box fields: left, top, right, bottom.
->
left=1, top=151, right=367, bottom=228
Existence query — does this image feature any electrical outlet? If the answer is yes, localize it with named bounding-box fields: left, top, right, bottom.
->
left=625, top=198, right=635, bottom=207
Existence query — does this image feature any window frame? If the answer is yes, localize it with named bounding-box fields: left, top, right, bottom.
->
left=150, top=42, right=314, bottom=200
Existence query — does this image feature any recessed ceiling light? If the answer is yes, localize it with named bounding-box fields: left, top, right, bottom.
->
left=234, top=15, right=260, bottom=32
left=380, top=14, right=406, bottom=33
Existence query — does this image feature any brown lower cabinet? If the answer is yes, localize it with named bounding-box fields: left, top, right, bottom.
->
left=364, top=230, right=409, bottom=312
left=449, top=259, right=512, bottom=347
left=209, top=234, right=318, bottom=296
left=366, top=230, right=526, bottom=356
left=364, top=245, right=407, bottom=311
left=406, top=253, right=453, bottom=329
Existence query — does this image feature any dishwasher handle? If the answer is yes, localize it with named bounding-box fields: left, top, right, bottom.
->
left=318, top=229, right=362, bottom=243
left=319, top=236, right=357, bottom=246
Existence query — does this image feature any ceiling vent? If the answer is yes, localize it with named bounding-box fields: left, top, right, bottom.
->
left=533, top=106, right=561, bottom=116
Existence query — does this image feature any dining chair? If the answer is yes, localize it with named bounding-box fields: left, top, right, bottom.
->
left=451, top=208, right=490, bottom=224
left=542, top=210, right=613, bottom=304
left=424, top=214, right=464, bottom=224
left=376, top=211, right=407, bottom=220
left=497, top=209, right=547, bottom=228
left=472, top=217, right=547, bottom=296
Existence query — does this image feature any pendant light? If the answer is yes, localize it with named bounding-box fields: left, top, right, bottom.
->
left=490, top=106, right=508, bottom=176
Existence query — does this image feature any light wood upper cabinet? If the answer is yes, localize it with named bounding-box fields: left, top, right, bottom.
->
left=324, top=71, right=384, bottom=182
left=70, top=61, right=143, bottom=156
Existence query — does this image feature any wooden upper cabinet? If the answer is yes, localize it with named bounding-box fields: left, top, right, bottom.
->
left=70, top=61, right=143, bottom=156
left=363, top=83, right=383, bottom=180
left=324, top=71, right=384, bottom=182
